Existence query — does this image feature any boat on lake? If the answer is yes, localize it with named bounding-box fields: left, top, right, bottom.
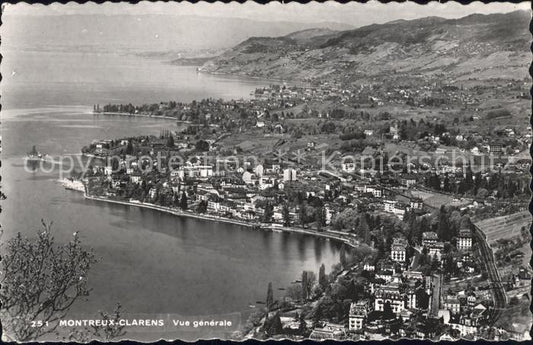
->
left=58, top=178, right=85, bottom=192
left=26, top=145, right=47, bottom=161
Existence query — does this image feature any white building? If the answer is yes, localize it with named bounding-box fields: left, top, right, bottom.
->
left=374, top=284, right=405, bottom=314
left=384, top=200, right=406, bottom=220
left=349, top=301, right=368, bottom=331
left=341, top=161, right=356, bottom=173
left=422, top=231, right=438, bottom=247
left=283, top=168, right=297, bottom=182
left=364, top=129, right=374, bottom=137
left=177, top=164, right=213, bottom=180
left=391, top=237, right=408, bottom=263
left=364, top=185, right=382, bottom=198
left=428, top=242, right=445, bottom=261
left=309, top=323, right=346, bottom=340
left=457, top=228, right=472, bottom=251
left=254, top=164, right=264, bottom=177
left=104, top=165, right=113, bottom=176
left=444, top=296, right=461, bottom=315
left=259, top=177, right=275, bottom=190
left=242, top=171, right=257, bottom=185
left=384, top=199, right=396, bottom=213
left=405, top=289, right=417, bottom=309
left=130, top=174, right=142, bottom=184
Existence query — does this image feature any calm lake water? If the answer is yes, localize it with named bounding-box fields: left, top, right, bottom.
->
left=0, top=50, right=340, bottom=339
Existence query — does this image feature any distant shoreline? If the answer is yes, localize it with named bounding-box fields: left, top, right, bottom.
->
left=169, top=57, right=213, bottom=66
left=84, top=194, right=358, bottom=249
left=197, top=68, right=304, bottom=86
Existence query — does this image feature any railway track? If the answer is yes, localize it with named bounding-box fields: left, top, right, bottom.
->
left=472, top=224, right=507, bottom=325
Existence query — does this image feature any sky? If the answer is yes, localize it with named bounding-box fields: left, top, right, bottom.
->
left=4, top=1, right=531, bottom=26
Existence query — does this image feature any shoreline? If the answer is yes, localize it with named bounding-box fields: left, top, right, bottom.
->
left=84, top=194, right=359, bottom=249
left=196, top=68, right=310, bottom=87
left=93, top=111, right=190, bottom=122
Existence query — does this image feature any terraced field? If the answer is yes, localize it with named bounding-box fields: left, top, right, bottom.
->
left=410, top=188, right=472, bottom=209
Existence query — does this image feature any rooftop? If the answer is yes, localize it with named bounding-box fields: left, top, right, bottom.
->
left=422, top=232, right=438, bottom=240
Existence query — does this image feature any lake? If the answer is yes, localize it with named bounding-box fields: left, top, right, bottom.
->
left=0, top=51, right=340, bottom=340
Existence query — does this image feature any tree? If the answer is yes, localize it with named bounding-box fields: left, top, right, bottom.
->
left=282, top=203, right=291, bottom=227
left=167, top=135, right=175, bottom=147
left=263, top=203, right=274, bottom=223
left=286, top=284, right=303, bottom=302
left=110, top=157, right=120, bottom=171
left=68, top=303, right=126, bottom=342
left=416, top=289, right=430, bottom=309
left=301, top=271, right=316, bottom=300
left=297, top=313, right=307, bottom=335
left=298, top=205, right=307, bottom=227
left=266, top=282, right=274, bottom=310
left=359, top=213, right=371, bottom=243
left=437, top=205, right=451, bottom=242
left=264, top=312, right=283, bottom=336
left=242, top=309, right=267, bottom=336
left=321, top=122, right=336, bottom=134
left=443, top=252, right=457, bottom=277
left=382, top=301, right=395, bottom=320
left=0, top=221, right=97, bottom=341
left=331, top=208, right=358, bottom=232
left=476, top=188, right=489, bottom=199
left=125, top=140, right=133, bottom=155
left=316, top=206, right=326, bottom=232
left=180, top=191, right=188, bottom=210
left=196, top=200, right=208, bottom=213
left=431, top=256, right=441, bottom=271
left=302, top=271, right=309, bottom=300
left=318, top=264, right=327, bottom=288
left=195, top=140, right=210, bottom=152
left=339, top=245, right=347, bottom=269
left=464, top=165, right=474, bottom=191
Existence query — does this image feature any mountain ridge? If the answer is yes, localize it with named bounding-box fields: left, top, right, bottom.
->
left=200, top=10, right=531, bottom=83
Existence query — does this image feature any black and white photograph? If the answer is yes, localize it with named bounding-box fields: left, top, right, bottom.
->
left=0, top=1, right=531, bottom=342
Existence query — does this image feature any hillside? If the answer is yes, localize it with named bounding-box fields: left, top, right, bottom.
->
left=200, top=10, right=531, bottom=82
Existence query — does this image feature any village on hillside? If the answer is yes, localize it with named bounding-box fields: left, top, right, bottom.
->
left=81, top=75, right=532, bottom=341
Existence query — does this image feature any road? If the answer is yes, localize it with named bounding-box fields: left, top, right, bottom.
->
left=429, top=273, right=442, bottom=318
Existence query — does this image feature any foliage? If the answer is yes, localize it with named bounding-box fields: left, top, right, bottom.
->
left=266, top=282, right=274, bottom=310
left=0, top=221, right=97, bottom=341
left=339, top=245, right=347, bottom=269
left=263, top=203, right=274, bottom=223
left=180, top=191, right=188, bottom=210
left=282, top=203, right=291, bottom=227
left=262, top=312, right=283, bottom=336
left=301, top=271, right=316, bottom=301
left=196, top=200, right=208, bottom=213
left=66, top=303, right=126, bottom=342
left=242, top=309, right=267, bottom=336
left=195, top=140, right=210, bottom=152
left=318, top=264, right=327, bottom=288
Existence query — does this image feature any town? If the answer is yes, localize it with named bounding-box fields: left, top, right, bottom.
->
left=83, top=77, right=531, bottom=341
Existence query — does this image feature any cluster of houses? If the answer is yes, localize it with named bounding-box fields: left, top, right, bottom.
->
left=85, top=133, right=525, bottom=233
left=87, top=76, right=530, bottom=341
left=305, top=225, right=496, bottom=340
